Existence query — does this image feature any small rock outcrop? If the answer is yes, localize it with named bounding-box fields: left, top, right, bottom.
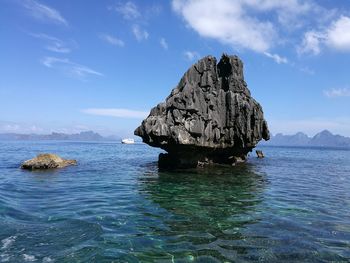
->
left=256, top=150, right=265, bottom=158
left=21, top=154, right=77, bottom=170
left=135, top=54, right=270, bottom=168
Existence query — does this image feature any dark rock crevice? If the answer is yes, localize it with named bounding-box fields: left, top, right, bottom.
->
left=135, top=54, right=270, bottom=168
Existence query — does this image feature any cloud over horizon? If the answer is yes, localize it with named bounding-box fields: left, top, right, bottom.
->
left=82, top=108, right=149, bottom=119
left=0, top=121, right=127, bottom=137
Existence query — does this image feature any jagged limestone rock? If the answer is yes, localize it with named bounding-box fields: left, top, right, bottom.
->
left=21, top=153, right=77, bottom=170
left=135, top=54, right=270, bottom=168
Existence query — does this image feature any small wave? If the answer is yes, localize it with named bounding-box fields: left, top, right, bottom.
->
left=23, top=254, right=36, bottom=262
left=42, top=257, right=54, bottom=262
left=1, top=236, right=16, bottom=250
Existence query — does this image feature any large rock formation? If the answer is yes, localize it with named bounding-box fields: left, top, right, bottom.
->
left=21, top=154, right=77, bottom=170
left=135, top=54, right=270, bottom=168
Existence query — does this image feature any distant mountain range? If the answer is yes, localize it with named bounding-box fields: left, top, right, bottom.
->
left=261, top=130, right=350, bottom=148
left=0, top=131, right=120, bottom=141
left=1, top=130, right=349, bottom=147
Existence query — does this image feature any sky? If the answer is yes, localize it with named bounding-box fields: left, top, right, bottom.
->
left=1, top=0, right=350, bottom=137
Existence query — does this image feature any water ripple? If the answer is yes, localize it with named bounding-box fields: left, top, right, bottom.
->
left=0, top=142, right=349, bottom=261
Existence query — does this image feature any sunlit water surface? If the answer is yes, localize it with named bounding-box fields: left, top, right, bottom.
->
left=0, top=141, right=349, bottom=262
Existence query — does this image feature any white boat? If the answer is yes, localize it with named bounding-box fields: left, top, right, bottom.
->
left=121, top=138, right=135, bottom=144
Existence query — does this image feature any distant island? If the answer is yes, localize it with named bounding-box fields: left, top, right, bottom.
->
left=261, top=130, right=350, bottom=148
left=0, top=131, right=120, bottom=142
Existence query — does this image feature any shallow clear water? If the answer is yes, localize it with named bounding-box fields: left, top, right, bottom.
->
left=0, top=141, right=349, bottom=262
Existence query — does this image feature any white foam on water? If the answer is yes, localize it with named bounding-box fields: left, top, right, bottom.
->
left=23, top=254, right=36, bottom=262
left=1, top=236, right=16, bottom=250
left=43, top=256, right=54, bottom=262
left=0, top=253, right=10, bottom=262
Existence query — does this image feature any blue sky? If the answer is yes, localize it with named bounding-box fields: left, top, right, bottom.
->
left=1, top=0, right=350, bottom=137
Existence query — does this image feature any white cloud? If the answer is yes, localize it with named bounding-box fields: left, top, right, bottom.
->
left=30, top=33, right=75, bottom=53
left=46, top=45, right=71, bottom=53
left=297, top=31, right=324, bottom=55
left=0, top=121, right=132, bottom=137
left=132, top=25, right=149, bottom=41
left=172, top=0, right=276, bottom=53
left=111, top=1, right=161, bottom=21
left=263, top=52, right=288, bottom=64
left=327, top=16, right=350, bottom=51
left=184, top=51, right=200, bottom=61
left=299, top=16, right=350, bottom=55
left=23, top=0, right=68, bottom=26
left=99, top=34, right=125, bottom=47
left=41, top=57, right=103, bottom=79
left=110, top=2, right=161, bottom=43
left=0, top=123, right=21, bottom=133
left=299, top=66, right=315, bottom=75
left=243, top=0, right=311, bottom=12
left=324, top=88, right=350, bottom=98
left=243, top=0, right=314, bottom=29
left=0, top=121, right=44, bottom=134
left=172, top=0, right=342, bottom=63
left=113, top=1, right=140, bottom=20
left=82, top=108, right=148, bottom=119
left=160, top=38, right=168, bottom=50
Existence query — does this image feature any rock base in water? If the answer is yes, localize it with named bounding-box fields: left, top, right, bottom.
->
left=158, top=147, right=247, bottom=169
left=21, top=154, right=77, bottom=170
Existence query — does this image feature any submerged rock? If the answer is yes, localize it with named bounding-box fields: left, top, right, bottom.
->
left=135, top=54, right=270, bottom=168
left=21, top=154, right=77, bottom=170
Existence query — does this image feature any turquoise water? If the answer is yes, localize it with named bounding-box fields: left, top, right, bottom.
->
left=0, top=141, right=349, bottom=262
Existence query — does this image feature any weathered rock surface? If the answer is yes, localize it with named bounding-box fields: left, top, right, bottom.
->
left=135, top=54, right=270, bottom=168
left=21, top=154, right=77, bottom=170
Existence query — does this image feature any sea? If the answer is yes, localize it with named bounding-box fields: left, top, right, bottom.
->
left=0, top=141, right=349, bottom=262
